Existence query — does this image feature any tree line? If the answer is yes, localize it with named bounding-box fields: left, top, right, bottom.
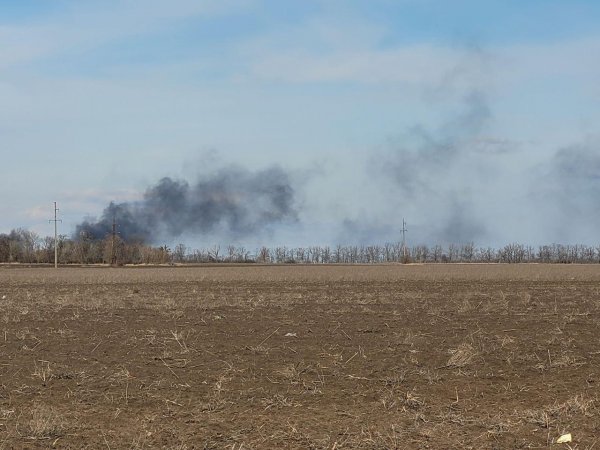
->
left=0, top=229, right=170, bottom=265
left=2, top=228, right=600, bottom=265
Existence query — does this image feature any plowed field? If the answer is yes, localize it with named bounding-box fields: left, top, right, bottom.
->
left=1, top=264, right=600, bottom=448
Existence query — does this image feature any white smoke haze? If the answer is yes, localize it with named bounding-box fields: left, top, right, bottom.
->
left=322, top=46, right=600, bottom=249
left=532, top=137, right=600, bottom=243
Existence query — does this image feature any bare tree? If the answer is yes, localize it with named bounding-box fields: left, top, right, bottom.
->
left=174, top=243, right=187, bottom=263
left=257, top=246, right=270, bottom=263
left=206, top=245, right=219, bottom=262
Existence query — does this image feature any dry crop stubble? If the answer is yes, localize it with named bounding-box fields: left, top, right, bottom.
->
left=1, top=264, right=600, bottom=447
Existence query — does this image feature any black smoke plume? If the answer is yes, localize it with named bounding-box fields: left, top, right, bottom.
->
left=76, top=165, right=298, bottom=243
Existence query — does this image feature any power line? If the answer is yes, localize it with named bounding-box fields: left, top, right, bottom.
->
left=48, top=202, right=62, bottom=269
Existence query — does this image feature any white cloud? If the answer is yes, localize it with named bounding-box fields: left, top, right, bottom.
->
left=246, top=38, right=600, bottom=90
left=495, top=37, right=600, bottom=86
left=60, top=188, right=142, bottom=205
left=233, top=12, right=600, bottom=93
left=0, top=24, right=58, bottom=68
left=247, top=45, right=461, bottom=85
left=24, top=205, right=50, bottom=221
left=25, top=189, right=142, bottom=219
left=0, top=0, right=253, bottom=70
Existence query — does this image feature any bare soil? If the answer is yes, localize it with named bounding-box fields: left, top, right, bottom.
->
left=1, top=264, right=600, bottom=449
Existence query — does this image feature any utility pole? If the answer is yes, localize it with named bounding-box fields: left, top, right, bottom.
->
left=401, top=218, right=408, bottom=262
left=49, top=202, right=62, bottom=268
left=111, top=214, right=117, bottom=266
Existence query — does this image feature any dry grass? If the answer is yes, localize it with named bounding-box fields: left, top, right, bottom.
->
left=31, top=361, right=52, bottom=383
left=25, top=404, right=65, bottom=440
left=446, top=343, right=478, bottom=368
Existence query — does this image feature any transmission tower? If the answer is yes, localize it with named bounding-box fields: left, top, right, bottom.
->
left=401, top=218, right=408, bottom=262
left=48, top=202, right=62, bottom=268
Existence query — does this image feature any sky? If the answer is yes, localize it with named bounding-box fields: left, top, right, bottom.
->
left=2, top=0, right=600, bottom=248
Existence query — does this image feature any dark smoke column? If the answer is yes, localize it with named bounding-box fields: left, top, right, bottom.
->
left=75, top=165, right=299, bottom=243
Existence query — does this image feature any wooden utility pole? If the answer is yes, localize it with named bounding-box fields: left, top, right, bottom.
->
left=401, top=218, right=408, bottom=262
left=49, top=202, right=62, bottom=268
left=111, top=215, right=117, bottom=266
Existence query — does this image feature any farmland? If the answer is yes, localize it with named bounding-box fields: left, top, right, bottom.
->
left=1, top=264, right=600, bottom=449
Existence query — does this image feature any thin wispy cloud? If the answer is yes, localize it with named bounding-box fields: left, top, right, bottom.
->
left=0, top=0, right=253, bottom=70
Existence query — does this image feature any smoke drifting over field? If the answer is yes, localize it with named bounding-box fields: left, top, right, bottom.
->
left=371, top=89, right=495, bottom=244
left=72, top=51, right=598, bottom=248
left=73, top=116, right=599, bottom=248
left=552, top=141, right=600, bottom=203
left=75, top=166, right=298, bottom=243
left=383, top=91, right=491, bottom=195
left=539, top=139, right=600, bottom=241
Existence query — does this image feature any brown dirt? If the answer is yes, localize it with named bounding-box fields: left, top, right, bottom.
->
left=1, top=264, right=600, bottom=449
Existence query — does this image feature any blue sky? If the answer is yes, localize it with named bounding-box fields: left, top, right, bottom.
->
left=2, top=0, right=600, bottom=247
